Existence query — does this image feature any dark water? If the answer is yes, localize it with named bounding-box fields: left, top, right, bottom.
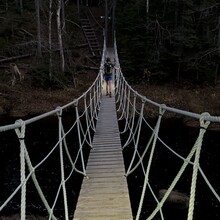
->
left=120, top=118, right=220, bottom=220
left=0, top=116, right=219, bottom=219
left=0, top=114, right=92, bottom=219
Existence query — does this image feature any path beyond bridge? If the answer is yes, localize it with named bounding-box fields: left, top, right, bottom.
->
left=73, top=78, right=133, bottom=219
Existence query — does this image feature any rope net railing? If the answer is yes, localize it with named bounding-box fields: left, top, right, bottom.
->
left=114, top=39, right=220, bottom=220
left=0, top=39, right=107, bottom=219
left=0, top=34, right=219, bottom=220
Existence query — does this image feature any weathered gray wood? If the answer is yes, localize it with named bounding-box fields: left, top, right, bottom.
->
left=73, top=87, right=133, bottom=219
left=80, top=16, right=100, bottom=57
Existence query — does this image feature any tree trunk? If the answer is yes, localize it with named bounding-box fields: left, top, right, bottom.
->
left=175, top=1, right=179, bottom=28
left=61, top=0, right=66, bottom=32
left=57, top=0, right=65, bottom=73
left=217, top=11, right=220, bottom=63
left=35, top=0, right=42, bottom=58
left=5, top=0, right=8, bottom=11
left=146, top=0, right=149, bottom=14
left=49, top=0, right=53, bottom=79
left=20, top=0, right=23, bottom=14
left=214, top=13, right=220, bottom=85
left=177, top=60, right=181, bottom=81
left=105, top=0, right=108, bottom=46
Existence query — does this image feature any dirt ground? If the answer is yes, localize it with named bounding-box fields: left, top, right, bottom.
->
left=1, top=73, right=220, bottom=120
left=132, top=81, right=220, bottom=117
left=0, top=71, right=98, bottom=118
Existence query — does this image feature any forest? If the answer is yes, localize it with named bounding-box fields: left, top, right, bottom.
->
left=0, top=0, right=220, bottom=117
left=0, top=0, right=93, bottom=88
left=116, top=0, right=220, bottom=85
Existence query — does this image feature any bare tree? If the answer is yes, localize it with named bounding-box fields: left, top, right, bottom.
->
left=57, top=0, right=65, bottom=73
left=15, top=0, right=23, bottom=14
left=49, top=0, right=53, bottom=79
left=218, top=12, right=220, bottom=60
left=4, top=0, right=8, bottom=11
left=215, top=12, right=220, bottom=84
left=61, top=0, right=66, bottom=32
left=35, top=0, right=42, bottom=58
left=146, top=0, right=149, bottom=14
left=20, top=0, right=23, bottom=14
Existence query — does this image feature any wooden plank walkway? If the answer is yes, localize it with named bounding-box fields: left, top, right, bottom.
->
left=73, top=89, right=133, bottom=219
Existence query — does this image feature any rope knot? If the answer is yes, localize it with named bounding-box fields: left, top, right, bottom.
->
left=15, top=119, right=25, bottom=127
left=199, top=112, right=211, bottom=130
left=159, top=104, right=166, bottom=116
left=142, top=97, right=146, bottom=103
left=74, top=100, right=78, bottom=108
left=56, top=106, right=62, bottom=118
left=15, top=119, right=26, bottom=140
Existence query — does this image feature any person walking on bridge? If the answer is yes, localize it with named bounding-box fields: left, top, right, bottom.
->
left=104, top=57, right=114, bottom=98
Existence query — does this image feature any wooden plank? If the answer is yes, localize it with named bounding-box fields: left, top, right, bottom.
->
left=80, top=16, right=100, bottom=57
left=73, top=65, right=133, bottom=219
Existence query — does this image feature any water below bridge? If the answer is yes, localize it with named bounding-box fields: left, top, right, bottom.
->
left=0, top=115, right=219, bottom=220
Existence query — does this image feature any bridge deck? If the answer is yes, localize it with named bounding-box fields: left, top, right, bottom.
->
left=73, top=91, right=133, bottom=220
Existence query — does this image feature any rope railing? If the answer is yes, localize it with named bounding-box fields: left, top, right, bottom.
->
left=0, top=40, right=107, bottom=219
left=0, top=33, right=219, bottom=220
left=114, top=38, right=220, bottom=220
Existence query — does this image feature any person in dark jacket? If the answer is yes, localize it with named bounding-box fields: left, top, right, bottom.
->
left=104, top=57, right=114, bottom=97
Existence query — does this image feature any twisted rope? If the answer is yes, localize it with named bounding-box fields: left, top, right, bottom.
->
left=122, top=93, right=137, bottom=149
left=135, top=106, right=166, bottom=220
left=0, top=34, right=105, bottom=219
left=0, top=36, right=219, bottom=220
left=113, top=38, right=220, bottom=220
left=57, top=108, right=69, bottom=220
left=146, top=113, right=210, bottom=220
left=15, top=120, right=26, bottom=220
left=125, top=98, right=145, bottom=176
left=187, top=112, right=210, bottom=220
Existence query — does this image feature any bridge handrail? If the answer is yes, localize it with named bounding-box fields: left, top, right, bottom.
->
left=0, top=31, right=219, bottom=220
left=118, top=72, right=220, bottom=122
left=114, top=36, right=220, bottom=220
left=0, top=36, right=107, bottom=219
left=113, top=36, right=220, bottom=123
left=0, top=77, right=100, bottom=132
left=0, top=34, right=107, bottom=132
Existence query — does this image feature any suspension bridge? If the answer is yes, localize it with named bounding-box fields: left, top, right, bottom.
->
left=0, top=38, right=220, bottom=220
